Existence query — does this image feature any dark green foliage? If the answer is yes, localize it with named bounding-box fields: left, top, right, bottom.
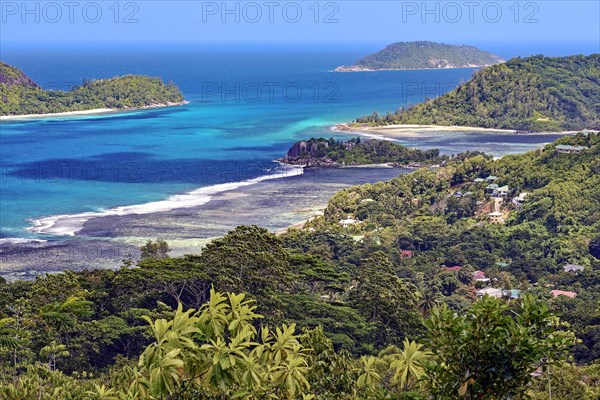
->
left=590, top=234, right=600, bottom=259
left=139, top=239, right=170, bottom=260
left=424, top=295, right=571, bottom=399
left=0, top=62, right=184, bottom=116
left=280, top=294, right=376, bottom=354
left=200, top=226, right=289, bottom=303
left=355, top=54, right=600, bottom=131
left=283, top=137, right=443, bottom=166
left=350, top=252, right=422, bottom=347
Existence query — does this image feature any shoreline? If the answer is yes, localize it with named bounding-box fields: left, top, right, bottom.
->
left=330, top=64, right=498, bottom=73
left=26, top=163, right=305, bottom=237
left=0, top=101, right=189, bottom=122
left=332, top=123, right=593, bottom=138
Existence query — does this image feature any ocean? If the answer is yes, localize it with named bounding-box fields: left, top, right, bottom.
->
left=0, top=46, right=567, bottom=278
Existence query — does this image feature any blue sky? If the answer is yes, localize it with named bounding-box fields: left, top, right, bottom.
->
left=1, top=1, right=599, bottom=57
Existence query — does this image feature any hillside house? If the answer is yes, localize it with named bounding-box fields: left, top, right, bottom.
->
left=400, top=250, right=414, bottom=259
left=477, top=288, right=520, bottom=299
left=555, top=145, right=588, bottom=154
left=551, top=290, right=577, bottom=298
left=563, top=264, right=585, bottom=273
left=443, top=266, right=462, bottom=272
left=476, top=288, right=503, bottom=298
left=494, top=185, right=509, bottom=197
left=486, top=183, right=499, bottom=192
left=512, top=193, right=528, bottom=208
left=488, top=212, right=504, bottom=224
left=339, top=216, right=359, bottom=227
left=473, top=270, right=490, bottom=282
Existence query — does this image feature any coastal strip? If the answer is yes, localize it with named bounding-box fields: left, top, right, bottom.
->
left=27, top=163, right=304, bottom=236
left=0, top=101, right=189, bottom=122
left=332, top=123, right=593, bottom=138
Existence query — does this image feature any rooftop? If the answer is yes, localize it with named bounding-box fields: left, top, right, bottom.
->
left=555, top=144, right=588, bottom=151
left=563, top=264, right=585, bottom=272
left=551, top=290, right=577, bottom=298
left=444, top=266, right=462, bottom=272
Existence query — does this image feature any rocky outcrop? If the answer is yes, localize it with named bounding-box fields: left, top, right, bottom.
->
left=280, top=139, right=339, bottom=167
left=0, top=62, right=39, bottom=88
left=285, top=140, right=329, bottom=159
left=282, top=139, right=360, bottom=165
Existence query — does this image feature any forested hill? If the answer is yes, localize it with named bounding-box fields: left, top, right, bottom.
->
left=280, top=137, right=443, bottom=166
left=355, top=54, right=600, bottom=132
left=334, top=41, right=503, bottom=71
left=0, top=61, right=184, bottom=116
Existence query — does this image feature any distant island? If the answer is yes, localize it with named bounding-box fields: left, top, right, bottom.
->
left=334, top=41, right=503, bottom=72
left=279, top=137, right=444, bottom=167
left=0, top=61, right=185, bottom=118
left=350, top=54, right=600, bottom=132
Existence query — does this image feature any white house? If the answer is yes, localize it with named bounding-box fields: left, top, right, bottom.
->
left=512, top=193, right=528, bottom=208
left=555, top=145, right=588, bottom=154
left=339, top=216, right=359, bottom=227
left=563, top=264, right=585, bottom=273
left=476, top=288, right=503, bottom=298
left=488, top=212, right=504, bottom=224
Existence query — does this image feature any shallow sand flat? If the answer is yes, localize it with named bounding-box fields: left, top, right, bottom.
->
left=334, top=123, right=586, bottom=138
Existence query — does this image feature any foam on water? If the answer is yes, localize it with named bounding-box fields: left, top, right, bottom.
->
left=28, top=164, right=304, bottom=236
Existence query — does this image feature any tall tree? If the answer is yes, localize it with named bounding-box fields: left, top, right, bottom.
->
left=424, top=295, right=571, bottom=399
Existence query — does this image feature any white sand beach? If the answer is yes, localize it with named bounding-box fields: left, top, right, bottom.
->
left=0, top=101, right=189, bottom=121
left=332, top=123, right=590, bottom=138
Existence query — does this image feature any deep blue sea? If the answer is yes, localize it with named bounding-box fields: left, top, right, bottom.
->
left=0, top=46, right=565, bottom=242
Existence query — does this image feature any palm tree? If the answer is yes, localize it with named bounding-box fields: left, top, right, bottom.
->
left=390, top=339, right=432, bottom=390
left=356, top=356, right=381, bottom=391
left=0, top=318, right=22, bottom=351
left=417, top=287, right=441, bottom=317
left=40, top=296, right=94, bottom=331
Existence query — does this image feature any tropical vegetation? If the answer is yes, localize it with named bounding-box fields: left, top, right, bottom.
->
left=1, top=134, right=599, bottom=398
left=354, top=55, right=600, bottom=131
left=0, top=61, right=184, bottom=116
left=336, top=41, right=502, bottom=71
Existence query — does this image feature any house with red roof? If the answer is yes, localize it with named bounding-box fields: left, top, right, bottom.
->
left=473, top=270, right=490, bottom=282
left=443, top=266, right=462, bottom=272
left=400, top=250, right=413, bottom=259
left=551, top=290, right=577, bottom=298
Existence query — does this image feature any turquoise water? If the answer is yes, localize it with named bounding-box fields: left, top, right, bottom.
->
left=0, top=48, right=563, bottom=240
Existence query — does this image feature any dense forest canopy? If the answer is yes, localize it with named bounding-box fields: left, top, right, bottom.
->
left=1, top=134, right=599, bottom=398
left=355, top=54, right=600, bottom=132
left=0, top=62, right=184, bottom=116
left=280, top=137, right=443, bottom=167
left=336, top=41, right=503, bottom=71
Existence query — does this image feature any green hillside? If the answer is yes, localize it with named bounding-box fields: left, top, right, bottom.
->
left=355, top=54, right=600, bottom=132
left=0, top=61, right=184, bottom=116
left=335, top=41, right=502, bottom=71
